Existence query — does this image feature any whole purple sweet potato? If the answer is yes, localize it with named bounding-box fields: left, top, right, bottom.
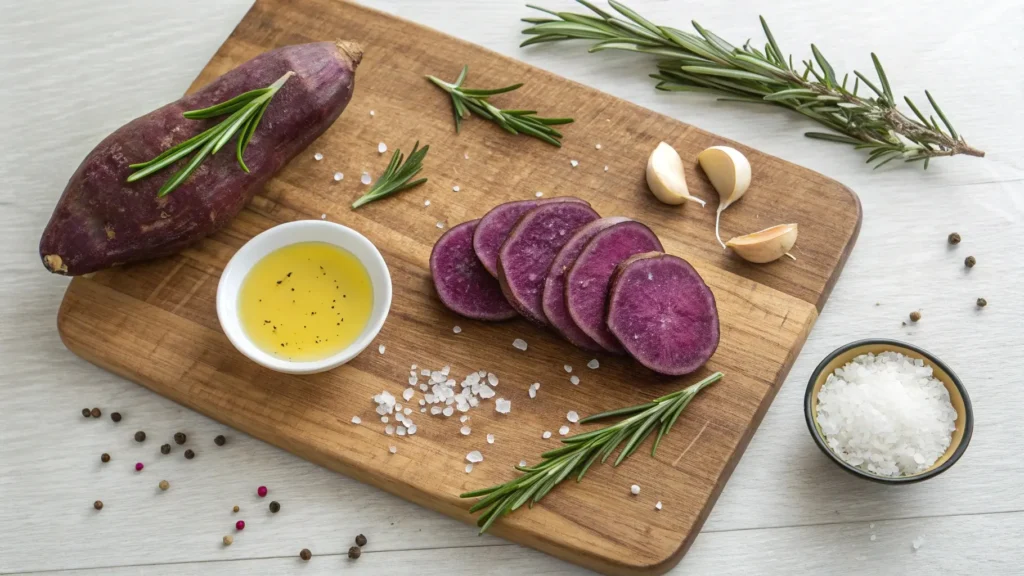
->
left=39, top=41, right=362, bottom=276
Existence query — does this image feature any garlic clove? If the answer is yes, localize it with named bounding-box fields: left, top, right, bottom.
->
left=646, top=142, right=705, bottom=207
left=725, top=224, right=798, bottom=263
left=697, top=146, right=751, bottom=248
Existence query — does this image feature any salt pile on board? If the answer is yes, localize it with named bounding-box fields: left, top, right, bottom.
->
left=816, top=352, right=957, bottom=477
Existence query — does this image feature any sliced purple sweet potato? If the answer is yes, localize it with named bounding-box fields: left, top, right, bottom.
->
left=431, top=220, right=517, bottom=321
left=607, top=252, right=720, bottom=375
left=542, top=217, right=629, bottom=351
left=566, top=221, right=663, bottom=353
left=497, top=202, right=600, bottom=324
left=473, top=197, right=587, bottom=278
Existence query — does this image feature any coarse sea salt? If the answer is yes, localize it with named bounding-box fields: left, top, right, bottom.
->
left=587, top=359, right=600, bottom=369
left=513, top=338, right=528, bottom=351
left=630, top=484, right=640, bottom=495
left=378, top=142, right=387, bottom=154
left=567, top=411, right=579, bottom=423
left=558, top=425, right=570, bottom=436
left=351, top=416, right=361, bottom=425
left=314, top=152, right=323, bottom=161
left=466, top=450, right=483, bottom=463
left=542, top=430, right=552, bottom=439
left=570, top=159, right=579, bottom=167
left=465, top=463, right=473, bottom=473
left=564, top=364, right=573, bottom=373
left=487, top=434, right=495, bottom=444
left=361, top=172, right=372, bottom=185
left=389, top=445, right=397, bottom=454
left=816, top=351, right=957, bottom=477
left=334, top=172, right=343, bottom=182
left=453, top=325, right=462, bottom=334
left=535, top=191, right=544, bottom=198
left=495, top=398, right=511, bottom=414
left=655, top=501, right=662, bottom=511
left=460, top=426, right=471, bottom=436
left=570, top=375, right=580, bottom=385
left=378, top=344, right=386, bottom=354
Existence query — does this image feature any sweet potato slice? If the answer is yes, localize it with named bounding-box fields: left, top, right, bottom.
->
left=431, top=220, right=517, bottom=321
left=40, top=41, right=362, bottom=276
left=565, top=221, right=663, bottom=353
left=496, top=201, right=599, bottom=324
left=473, top=197, right=587, bottom=278
left=607, top=252, right=720, bottom=375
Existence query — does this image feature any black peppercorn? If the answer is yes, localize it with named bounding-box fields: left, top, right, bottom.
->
left=977, top=297, right=987, bottom=308
left=134, top=431, right=146, bottom=442
left=184, top=449, right=195, bottom=459
left=160, top=443, right=171, bottom=455
left=965, top=255, right=976, bottom=268
left=111, top=412, right=121, bottom=423
left=269, top=501, right=281, bottom=513
left=101, top=453, right=110, bottom=463
left=355, top=534, right=367, bottom=547
left=909, top=311, right=922, bottom=322
left=948, top=232, right=961, bottom=245
left=299, top=549, right=312, bottom=561
left=214, top=435, right=226, bottom=446
left=174, top=432, right=187, bottom=445
left=348, top=546, right=361, bottom=559
left=93, top=500, right=103, bottom=510
left=233, top=505, right=240, bottom=513
left=90, top=408, right=101, bottom=418
left=82, top=408, right=91, bottom=418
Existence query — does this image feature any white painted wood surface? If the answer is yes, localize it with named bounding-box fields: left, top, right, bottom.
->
left=1, top=0, right=1022, bottom=574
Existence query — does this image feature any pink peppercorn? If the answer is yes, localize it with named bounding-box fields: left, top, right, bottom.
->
left=135, top=462, right=144, bottom=471
left=235, top=520, right=245, bottom=531
left=257, top=486, right=268, bottom=497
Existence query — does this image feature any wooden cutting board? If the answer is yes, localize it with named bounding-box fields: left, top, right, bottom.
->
left=56, top=1, right=860, bottom=574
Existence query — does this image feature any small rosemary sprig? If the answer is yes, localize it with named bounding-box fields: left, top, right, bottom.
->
left=521, top=1, right=984, bottom=167
left=426, top=66, right=574, bottom=147
left=127, top=71, right=294, bottom=197
left=461, top=371, right=722, bottom=533
left=351, top=141, right=429, bottom=209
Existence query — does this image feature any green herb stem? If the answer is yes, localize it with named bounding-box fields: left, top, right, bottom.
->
left=351, top=141, right=430, bottom=209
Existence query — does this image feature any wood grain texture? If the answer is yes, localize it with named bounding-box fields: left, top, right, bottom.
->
left=49, top=1, right=859, bottom=574
left=4, top=0, right=1023, bottom=575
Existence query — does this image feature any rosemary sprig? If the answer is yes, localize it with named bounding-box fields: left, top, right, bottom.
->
left=426, top=66, right=574, bottom=147
left=351, top=141, right=429, bottom=209
left=521, top=1, right=984, bottom=167
left=461, top=371, right=722, bottom=534
left=127, top=71, right=294, bottom=196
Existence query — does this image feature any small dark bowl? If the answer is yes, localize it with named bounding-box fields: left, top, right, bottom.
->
left=805, top=339, right=973, bottom=484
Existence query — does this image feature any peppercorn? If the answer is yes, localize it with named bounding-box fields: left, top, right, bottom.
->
left=174, top=432, right=187, bottom=445
left=101, top=453, right=110, bottom=463
left=348, top=546, right=361, bottom=559
left=214, top=435, right=226, bottom=446
left=93, top=500, right=103, bottom=510
left=233, top=505, right=240, bottom=513
left=160, top=443, right=171, bottom=455
left=355, top=534, right=367, bottom=547
left=90, top=408, right=101, bottom=418
left=159, top=480, right=169, bottom=491
left=909, top=311, right=922, bottom=322
left=300, top=549, right=312, bottom=561
left=135, top=462, right=144, bottom=472
left=223, top=535, right=233, bottom=546
left=111, top=412, right=121, bottom=423
left=257, top=486, right=268, bottom=498
left=82, top=408, right=91, bottom=418
left=965, top=255, right=976, bottom=268
left=269, top=501, right=280, bottom=513
left=235, top=520, right=245, bottom=531
left=948, top=232, right=961, bottom=245
left=134, top=431, right=146, bottom=442
left=977, top=297, right=987, bottom=308
left=184, top=449, right=195, bottom=459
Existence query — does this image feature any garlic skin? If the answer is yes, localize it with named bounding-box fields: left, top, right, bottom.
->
left=726, top=223, right=798, bottom=263
left=646, top=142, right=705, bottom=207
left=697, top=146, right=751, bottom=248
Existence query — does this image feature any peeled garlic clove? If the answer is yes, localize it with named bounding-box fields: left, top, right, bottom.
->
left=726, top=224, right=798, bottom=263
left=698, top=146, right=751, bottom=248
left=646, top=142, right=705, bottom=207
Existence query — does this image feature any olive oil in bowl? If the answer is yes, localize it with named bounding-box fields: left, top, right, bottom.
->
left=238, top=242, right=373, bottom=362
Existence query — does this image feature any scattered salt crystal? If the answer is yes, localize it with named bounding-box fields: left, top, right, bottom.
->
left=570, top=159, right=579, bottom=167
left=321, top=213, right=326, bottom=220
left=487, top=434, right=495, bottom=444
left=378, top=142, right=387, bottom=154
left=519, top=460, right=527, bottom=467
left=564, top=364, right=573, bottom=373
left=542, top=431, right=552, bottom=439
left=533, top=382, right=540, bottom=390
left=430, top=406, right=442, bottom=415
left=912, top=535, right=925, bottom=551
left=442, top=406, right=454, bottom=417
left=402, top=388, right=414, bottom=401
left=395, top=403, right=402, bottom=411
left=369, top=110, right=375, bottom=117
left=385, top=424, right=395, bottom=435
left=419, top=399, right=426, bottom=406
left=420, top=407, right=426, bottom=413
left=404, top=408, right=412, bottom=416
left=465, top=463, right=474, bottom=473
left=464, top=152, right=469, bottom=160
left=408, top=425, right=417, bottom=434
left=424, top=200, right=431, bottom=206
left=381, top=416, right=389, bottom=424
left=361, top=172, right=371, bottom=185
left=495, top=398, right=511, bottom=414
left=421, top=369, right=431, bottom=376
left=436, top=221, right=445, bottom=229
left=870, top=534, right=876, bottom=541
left=452, top=185, right=460, bottom=192
left=351, top=416, right=362, bottom=424
left=459, top=415, right=469, bottom=423
left=567, top=411, right=579, bottom=423
left=535, top=191, right=544, bottom=198
left=630, top=484, right=640, bottom=495
left=478, top=370, right=487, bottom=377
left=595, top=143, right=602, bottom=150
left=466, top=450, right=483, bottom=463
left=487, top=373, right=499, bottom=386
left=603, top=165, right=609, bottom=172
left=453, top=325, right=462, bottom=334
left=397, top=426, right=407, bottom=436
left=314, top=152, right=323, bottom=161
left=558, top=425, right=570, bottom=436
left=512, top=338, right=528, bottom=351
left=389, top=445, right=397, bottom=454
left=419, top=384, right=428, bottom=392
left=460, top=426, right=471, bottom=436
left=587, top=359, right=600, bottom=369
left=408, top=375, right=417, bottom=386
left=442, top=366, right=451, bottom=376
left=528, top=387, right=537, bottom=399
left=655, top=501, right=662, bottom=511
left=570, top=375, right=580, bottom=385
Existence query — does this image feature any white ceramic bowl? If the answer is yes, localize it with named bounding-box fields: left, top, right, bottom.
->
left=216, top=220, right=392, bottom=374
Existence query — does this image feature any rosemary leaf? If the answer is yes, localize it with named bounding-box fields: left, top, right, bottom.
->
left=351, top=141, right=429, bottom=210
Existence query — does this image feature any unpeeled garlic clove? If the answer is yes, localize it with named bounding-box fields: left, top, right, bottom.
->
left=646, top=142, right=705, bottom=207
left=726, top=224, right=798, bottom=263
left=697, top=146, right=751, bottom=248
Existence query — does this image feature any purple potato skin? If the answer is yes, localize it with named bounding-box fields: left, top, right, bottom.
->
left=431, top=220, right=517, bottom=321
left=607, top=252, right=720, bottom=376
left=497, top=202, right=600, bottom=325
left=39, top=41, right=363, bottom=276
left=565, top=221, right=663, bottom=353
left=542, top=217, right=629, bottom=351
left=473, top=197, right=587, bottom=278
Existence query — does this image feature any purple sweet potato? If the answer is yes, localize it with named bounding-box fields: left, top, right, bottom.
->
left=542, top=217, right=629, bottom=350
left=431, top=220, right=517, bottom=321
left=607, top=252, right=720, bottom=375
left=39, top=41, right=363, bottom=276
left=473, top=197, right=587, bottom=278
left=497, top=202, right=600, bottom=324
left=565, top=221, right=663, bottom=353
